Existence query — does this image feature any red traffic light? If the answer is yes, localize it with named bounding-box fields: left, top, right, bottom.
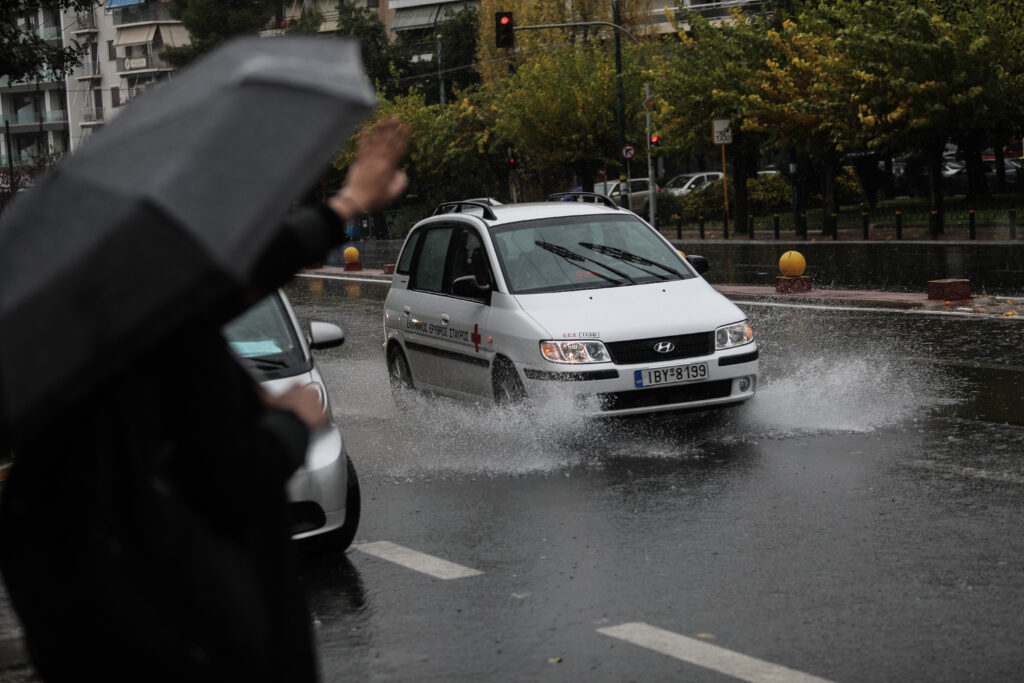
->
left=500, top=15, right=510, bottom=25
left=650, top=134, right=660, bottom=145
left=495, top=12, right=514, bottom=48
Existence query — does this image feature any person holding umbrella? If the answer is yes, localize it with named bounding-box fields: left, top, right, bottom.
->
left=0, top=37, right=409, bottom=683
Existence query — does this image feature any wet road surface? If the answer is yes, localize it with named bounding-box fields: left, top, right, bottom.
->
left=284, top=275, right=1024, bottom=682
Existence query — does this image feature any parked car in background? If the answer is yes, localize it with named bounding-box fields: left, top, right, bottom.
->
left=663, top=172, right=724, bottom=198
left=223, top=289, right=360, bottom=551
left=605, top=178, right=659, bottom=214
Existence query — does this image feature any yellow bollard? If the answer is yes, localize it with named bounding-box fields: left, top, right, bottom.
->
left=776, top=250, right=811, bottom=293
left=343, top=246, right=362, bottom=272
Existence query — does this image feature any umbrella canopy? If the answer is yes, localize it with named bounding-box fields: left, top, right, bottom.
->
left=0, top=36, right=375, bottom=439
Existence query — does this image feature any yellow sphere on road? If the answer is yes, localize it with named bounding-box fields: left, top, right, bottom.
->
left=344, top=246, right=360, bottom=263
left=779, top=250, right=806, bottom=277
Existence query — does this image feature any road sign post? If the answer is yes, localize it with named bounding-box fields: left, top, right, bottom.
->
left=712, top=119, right=732, bottom=238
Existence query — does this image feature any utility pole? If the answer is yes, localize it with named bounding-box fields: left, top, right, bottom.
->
left=613, top=0, right=626, bottom=207
left=436, top=30, right=445, bottom=104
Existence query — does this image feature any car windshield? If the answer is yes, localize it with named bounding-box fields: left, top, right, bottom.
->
left=223, top=294, right=306, bottom=375
left=491, top=215, right=695, bottom=294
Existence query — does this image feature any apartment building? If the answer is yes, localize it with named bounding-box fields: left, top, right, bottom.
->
left=62, top=0, right=189, bottom=152
left=1, top=4, right=70, bottom=170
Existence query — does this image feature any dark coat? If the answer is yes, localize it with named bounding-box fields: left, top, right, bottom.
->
left=0, top=205, right=346, bottom=682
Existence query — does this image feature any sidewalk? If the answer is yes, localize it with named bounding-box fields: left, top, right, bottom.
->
left=300, top=266, right=1024, bottom=319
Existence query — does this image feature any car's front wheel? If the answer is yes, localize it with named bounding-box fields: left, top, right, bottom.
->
left=492, top=358, right=527, bottom=405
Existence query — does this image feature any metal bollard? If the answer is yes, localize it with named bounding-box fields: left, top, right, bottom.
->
left=699, top=215, right=705, bottom=240
left=861, top=210, right=869, bottom=240
left=676, top=214, right=682, bottom=240
left=723, top=214, right=729, bottom=240
left=748, top=214, right=754, bottom=239
left=773, top=213, right=780, bottom=240
left=1011, top=208, right=1017, bottom=240
left=831, top=212, right=838, bottom=240
left=930, top=210, right=939, bottom=239
left=895, top=210, right=903, bottom=240
left=969, top=209, right=976, bottom=240
left=800, top=213, right=807, bottom=240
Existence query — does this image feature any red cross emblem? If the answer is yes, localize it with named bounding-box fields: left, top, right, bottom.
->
left=471, top=324, right=482, bottom=352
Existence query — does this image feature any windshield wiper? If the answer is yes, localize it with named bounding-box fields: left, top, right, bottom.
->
left=533, top=240, right=636, bottom=285
left=239, top=356, right=290, bottom=369
left=578, top=242, right=684, bottom=279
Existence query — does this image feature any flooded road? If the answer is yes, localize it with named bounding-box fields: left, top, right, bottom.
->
left=285, top=275, right=1024, bottom=682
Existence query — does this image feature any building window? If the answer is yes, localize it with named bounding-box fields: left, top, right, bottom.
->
left=107, top=40, right=116, bottom=61
left=110, top=86, right=121, bottom=108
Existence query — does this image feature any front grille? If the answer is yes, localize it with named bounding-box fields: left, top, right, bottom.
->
left=605, top=332, right=714, bottom=365
left=594, top=379, right=732, bottom=411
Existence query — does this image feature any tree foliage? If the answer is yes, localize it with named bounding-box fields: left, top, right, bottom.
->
left=162, top=0, right=279, bottom=67
left=1, top=1, right=97, bottom=82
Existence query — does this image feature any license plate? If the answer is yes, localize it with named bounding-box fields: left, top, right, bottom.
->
left=634, top=362, right=709, bottom=387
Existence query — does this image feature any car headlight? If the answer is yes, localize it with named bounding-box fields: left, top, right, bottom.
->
left=715, top=321, right=754, bottom=349
left=540, top=340, right=611, bottom=363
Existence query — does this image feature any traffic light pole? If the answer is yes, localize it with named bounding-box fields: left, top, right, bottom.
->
left=645, top=82, right=655, bottom=227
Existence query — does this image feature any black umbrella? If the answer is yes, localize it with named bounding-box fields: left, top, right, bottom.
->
left=0, top=36, right=375, bottom=438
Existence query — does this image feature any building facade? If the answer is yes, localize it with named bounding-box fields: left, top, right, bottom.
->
left=62, top=0, right=189, bottom=152
left=1, top=4, right=70, bottom=172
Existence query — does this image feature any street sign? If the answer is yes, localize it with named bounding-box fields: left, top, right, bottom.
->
left=712, top=118, right=732, bottom=145
left=621, top=144, right=636, bottom=160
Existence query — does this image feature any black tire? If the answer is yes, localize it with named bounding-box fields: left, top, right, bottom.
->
left=318, top=455, right=360, bottom=553
left=492, top=358, right=527, bottom=405
left=387, top=344, right=414, bottom=404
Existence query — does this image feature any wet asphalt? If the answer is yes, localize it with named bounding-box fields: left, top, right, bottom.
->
left=2, top=272, right=1022, bottom=681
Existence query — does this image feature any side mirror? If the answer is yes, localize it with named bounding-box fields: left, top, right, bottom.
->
left=308, top=321, right=345, bottom=349
left=451, top=274, right=492, bottom=303
left=686, top=254, right=710, bottom=275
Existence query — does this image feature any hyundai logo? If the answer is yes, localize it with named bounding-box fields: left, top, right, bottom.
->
left=653, top=341, right=675, bottom=354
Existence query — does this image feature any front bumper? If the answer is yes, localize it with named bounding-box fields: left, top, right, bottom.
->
left=286, top=422, right=349, bottom=539
left=520, top=345, right=759, bottom=416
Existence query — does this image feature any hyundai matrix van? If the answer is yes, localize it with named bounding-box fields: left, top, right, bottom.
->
left=382, top=194, right=758, bottom=417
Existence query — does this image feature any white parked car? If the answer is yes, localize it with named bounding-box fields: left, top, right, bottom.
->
left=382, top=194, right=758, bottom=417
left=664, top=171, right=724, bottom=197
left=223, top=289, right=360, bottom=550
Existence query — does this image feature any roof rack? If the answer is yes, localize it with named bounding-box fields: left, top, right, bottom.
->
left=432, top=201, right=498, bottom=221
left=546, top=191, right=621, bottom=210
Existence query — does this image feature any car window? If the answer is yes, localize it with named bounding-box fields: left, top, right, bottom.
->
left=395, top=228, right=423, bottom=275
left=410, top=226, right=453, bottom=293
left=223, top=294, right=306, bottom=375
left=492, top=215, right=694, bottom=294
left=446, top=228, right=491, bottom=295
left=631, top=180, right=649, bottom=192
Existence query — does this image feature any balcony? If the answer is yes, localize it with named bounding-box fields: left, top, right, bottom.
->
left=113, top=6, right=161, bottom=26
left=73, top=11, right=98, bottom=33
left=0, top=110, right=68, bottom=128
left=75, top=61, right=102, bottom=80
left=36, top=25, right=61, bottom=41
left=81, top=106, right=104, bottom=124
left=119, top=54, right=172, bottom=74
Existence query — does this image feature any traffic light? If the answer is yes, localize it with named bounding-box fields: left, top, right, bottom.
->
left=507, top=152, right=517, bottom=169
left=495, top=11, right=514, bottom=49
left=650, top=133, right=661, bottom=147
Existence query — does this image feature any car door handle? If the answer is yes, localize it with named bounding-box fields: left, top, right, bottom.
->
left=440, top=313, right=450, bottom=325
left=402, top=306, right=411, bottom=317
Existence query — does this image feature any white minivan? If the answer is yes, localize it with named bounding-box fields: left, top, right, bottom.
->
left=382, top=194, right=758, bottom=417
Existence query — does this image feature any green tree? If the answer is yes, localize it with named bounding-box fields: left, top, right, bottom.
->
left=1, top=1, right=96, bottom=82
left=657, top=8, right=774, bottom=235
left=336, top=2, right=406, bottom=95
left=162, top=0, right=278, bottom=68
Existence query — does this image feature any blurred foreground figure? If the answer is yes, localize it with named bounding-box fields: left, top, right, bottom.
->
left=0, top=86, right=408, bottom=682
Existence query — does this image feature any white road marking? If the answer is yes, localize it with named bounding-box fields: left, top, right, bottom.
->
left=353, top=541, right=483, bottom=580
left=909, top=460, right=1024, bottom=485
left=597, top=622, right=835, bottom=683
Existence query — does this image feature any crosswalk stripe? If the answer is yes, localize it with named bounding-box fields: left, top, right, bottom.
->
left=598, top=622, right=835, bottom=683
left=353, top=541, right=483, bottom=580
